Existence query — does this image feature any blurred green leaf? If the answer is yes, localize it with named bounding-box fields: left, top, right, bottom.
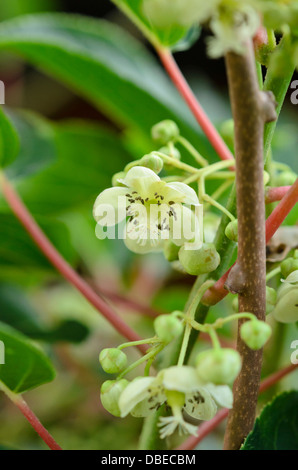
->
left=0, top=321, right=55, bottom=393
left=0, top=106, right=20, bottom=168
left=0, top=284, right=89, bottom=343
left=14, top=120, right=132, bottom=214
left=242, top=391, right=298, bottom=450
left=5, top=110, right=56, bottom=180
left=0, top=0, right=56, bottom=20
left=0, top=14, right=209, bottom=155
left=0, top=213, right=75, bottom=270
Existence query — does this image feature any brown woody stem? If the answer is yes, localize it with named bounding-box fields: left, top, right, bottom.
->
left=223, top=42, right=277, bottom=450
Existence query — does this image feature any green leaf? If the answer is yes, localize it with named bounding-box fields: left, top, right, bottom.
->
left=0, top=14, right=207, bottom=152
left=0, top=0, right=57, bottom=20
left=242, top=391, right=298, bottom=450
left=0, top=213, right=75, bottom=271
left=111, top=0, right=191, bottom=48
left=5, top=110, right=56, bottom=180
left=0, top=283, right=89, bottom=343
left=14, top=120, right=132, bottom=214
left=0, top=106, right=20, bottom=168
left=0, top=321, right=55, bottom=393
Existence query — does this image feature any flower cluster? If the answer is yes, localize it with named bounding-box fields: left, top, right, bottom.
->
left=98, top=304, right=273, bottom=439
left=118, top=366, right=233, bottom=438
left=93, top=120, right=224, bottom=277
left=143, top=0, right=261, bottom=57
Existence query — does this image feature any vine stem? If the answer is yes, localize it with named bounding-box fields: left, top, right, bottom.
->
left=265, top=185, right=291, bottom=204
left=223, top=41, right=278, bottom=450
left=265, top=178, right=298, bottom=241
left=157, top=49, right=234, bottom=162
left=0, top=172, right=146, bottom=355
left=177, top=363, right=298, bottom=450
left=202, top=179, right=298, bottom=306
left=0, top=381, right=62, bottom=450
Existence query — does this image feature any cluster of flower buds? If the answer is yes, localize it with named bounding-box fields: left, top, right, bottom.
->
left=281, top=250, right=298, bottom=279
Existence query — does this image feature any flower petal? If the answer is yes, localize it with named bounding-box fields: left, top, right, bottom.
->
left=93, top=187, right=128, bottom=226
left=282, top=271, right=298, bottom=285
left=204, top=384, right=233, bottom=409
left=162, top=366, right=202, bottom=393
left=184, top=389, right=217, bottom=421
left=170, top=205, right=201, bottom=247
left=167, top=182, right=200, bottom=206
left=119, top=377, right=155, bottom=417
left=120, top=166, right=160, bottom=196
left=124, top=218, right=165, bottom=254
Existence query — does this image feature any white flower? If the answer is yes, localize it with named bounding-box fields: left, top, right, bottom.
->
left=207, top=3, right=260, bottom=58
left=118, top=366, right=233, bottom=439
left=93, top=166, right=201, bottom=254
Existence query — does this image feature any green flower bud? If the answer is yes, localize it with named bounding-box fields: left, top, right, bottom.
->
left=225, top=219, right=238, bottom=242
left=159, top=145, right=181, bottom=161
left=154, top=314, right=184, bottom=344
left=196, top=348, right=242, bottom=385
left=263, top=171, right=270, bottom=186
left=232, top=287, right=277, bottom=315
left=272, top=281, right=298, bottom=324
left=151, top=120, right=179, bottom=146
left=275, top=171, right=297, bottom=186
left=232, top=296, right=239, bottom=313
left=178, top=243, right=220, bottom=276
left=164, top=240, right=180, bottom=262
left=99, top=348, right=127, bottom=374
left=281, top=257, right=298, bottom=279
left=240, top=320, right=272, bottom=350
left=100, top=379, right=129, bottom=417
left=266, top=286, right=277, bottom=315
left=220, top=119, right=234, bottom=149
left=112, top=172, right=126, bottom=187
left=140, top=153, right=164, bottom=174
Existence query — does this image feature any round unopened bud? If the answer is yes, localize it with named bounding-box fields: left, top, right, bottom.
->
left=263, top=171, right=270, bottom=186
left=225, top=219, right=238, bottom=242
left=240, top=320, right=272, bottom=350
left=220, top=119, right=234, bottom=149
left=151, top=120, right=179, bottom=146
left=154, top=314, right=184, bottom=344
left=275, top=171, right=297, bottom=187
left=179, top=243, right=220, bottom=276
left=99, top=348, right=127, bottom=374
left=159, top=145, right=181, bottom=161
left=266, top=286, right=277, bottom=315
left=164, top=240, right=180, bottom=262
left=140, top=153, right=163, bottom=174
left=100, top=379, right=129, bottom=417
left=112, top=172, right=126, bottom=187
left=281, top=257, right=298, bottom=279
left=196, top=348, right=242, bottom=385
